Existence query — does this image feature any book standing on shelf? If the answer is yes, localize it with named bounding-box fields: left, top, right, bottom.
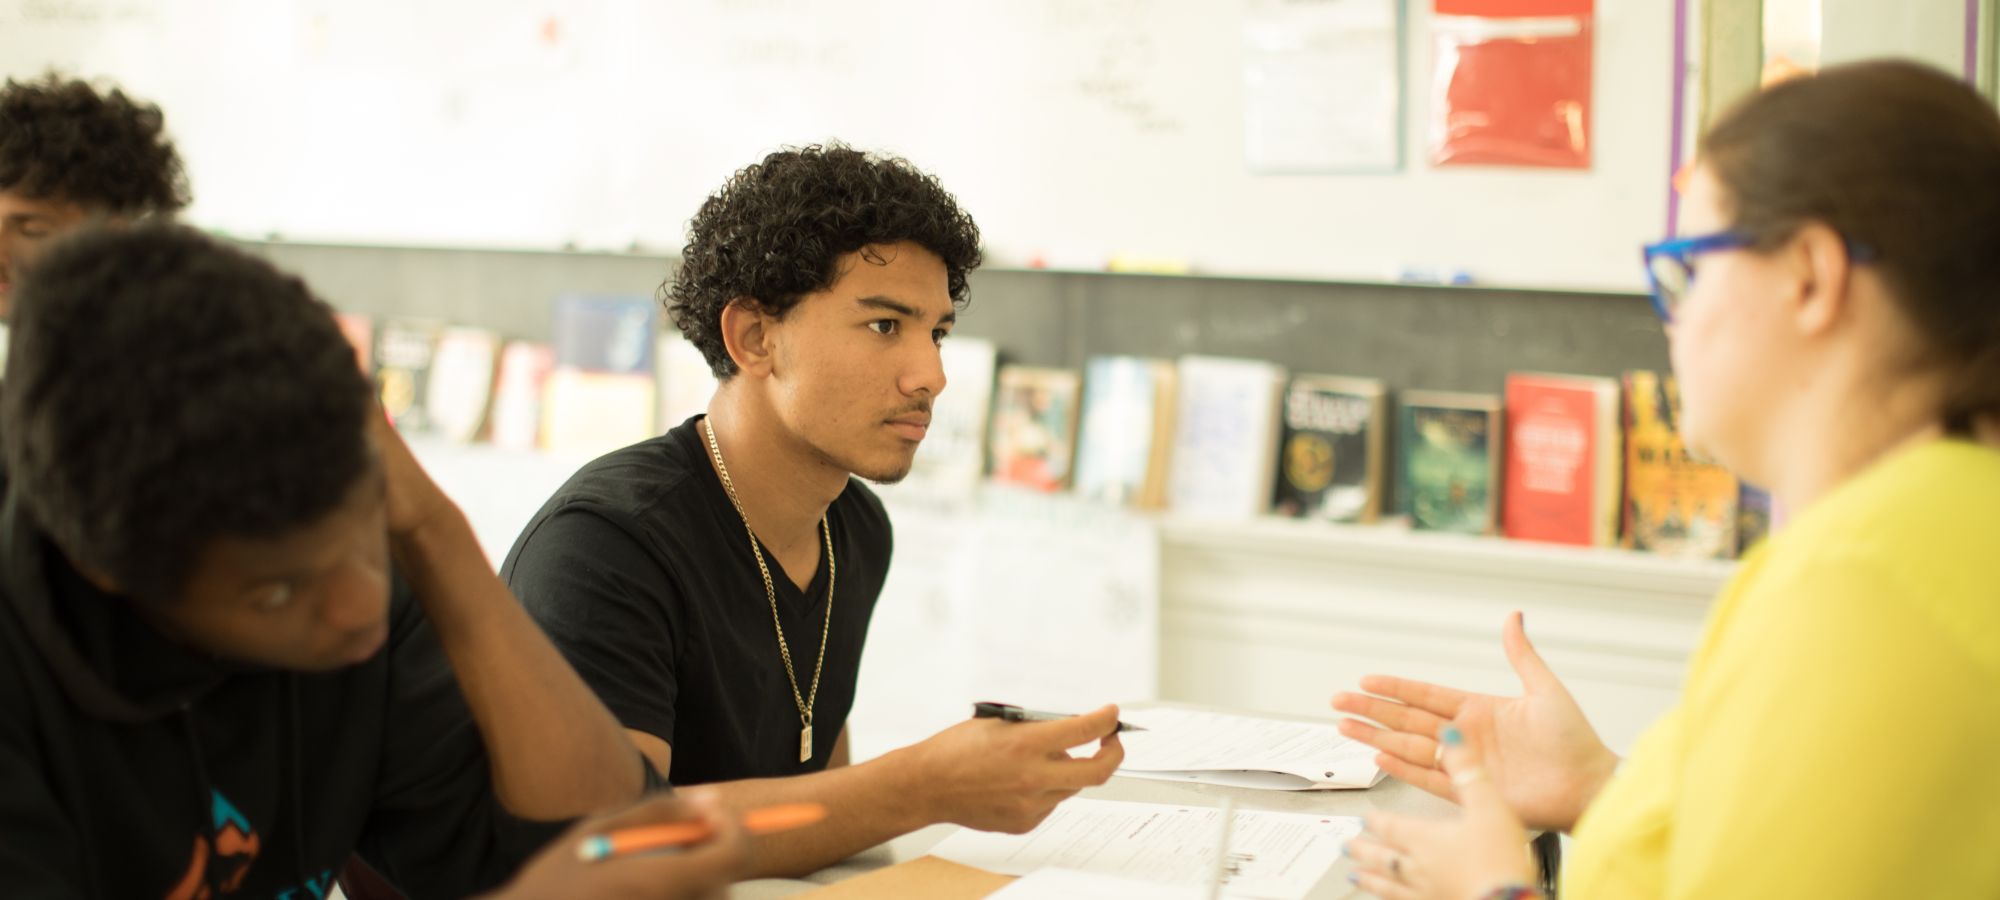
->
left=488, top=341, right=555, bottom=451
left=1503, top=372, right=1622, bottom=547
left=427, top=327, right=502, bottom=444
left=1165, top=355, right=1287, bottom=519
left=902, top=337, right=999, bottom=498
left=1073, top=356, right=1178, bottom=509
left=375, top=318, right=445, bottom=434
left=334, top=311, right=374, bottom=372
left=1271, top=375, right=1387, bottom=523
left=1621, top=370, right=1739, bottom=559
left=1399, top=390, right=1503, bottom=535
left=989, top=365, right=1083, bottom=492
left=655, top=330, right=719, bottom=432
left=1736, top=485, right=1773, bottom=557
left=542, top=295, right=658, bottom=456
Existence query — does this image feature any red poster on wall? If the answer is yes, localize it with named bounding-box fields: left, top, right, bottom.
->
left=1431, top=0, right=1594, bottom=169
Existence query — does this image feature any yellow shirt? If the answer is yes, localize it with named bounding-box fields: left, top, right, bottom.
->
left=1566, top=439, right=2000, bottom=898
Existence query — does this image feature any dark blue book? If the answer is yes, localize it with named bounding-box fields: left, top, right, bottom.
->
left=552, top=295, right=657, bottom=374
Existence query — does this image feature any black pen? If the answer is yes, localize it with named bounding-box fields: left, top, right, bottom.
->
left=972, top=701, right=1148, bottom=733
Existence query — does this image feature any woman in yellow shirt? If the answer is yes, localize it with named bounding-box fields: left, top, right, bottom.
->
left=1336, top=59, right=2000, bottom=899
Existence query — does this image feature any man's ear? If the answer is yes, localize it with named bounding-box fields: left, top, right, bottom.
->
left=718, top=297, right=777, bottom=378
left=1790, top=222, right=1854, bottom=338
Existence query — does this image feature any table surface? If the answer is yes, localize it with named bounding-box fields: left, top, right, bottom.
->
left=736, top=703, right=1459, bottom=899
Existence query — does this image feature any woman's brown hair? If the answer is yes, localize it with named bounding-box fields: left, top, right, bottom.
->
left=1702, top=59, right=2000, bottom=434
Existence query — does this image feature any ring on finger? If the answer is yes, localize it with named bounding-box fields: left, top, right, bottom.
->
left=1432, top=742, right=1444, bottom=768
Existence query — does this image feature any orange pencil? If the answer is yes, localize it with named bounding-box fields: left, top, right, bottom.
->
left=576, top=802, right=828, bottom=862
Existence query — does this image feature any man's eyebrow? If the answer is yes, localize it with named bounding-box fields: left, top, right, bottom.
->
left=856, top=295, right=956, bottom=326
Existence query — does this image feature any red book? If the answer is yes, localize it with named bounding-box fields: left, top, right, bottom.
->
left=1503, top=373, right=1622, bottom=546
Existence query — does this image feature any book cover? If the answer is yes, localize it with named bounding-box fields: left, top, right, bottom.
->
left=1621, top=370, right=1739, bottom=559
left=903, top=337, right=999, bottom=498
left=553, top=295, right=657, bottom=374
left=334, top=312, right=374, bottom=372
left=655, top=333, right=719, bottom=432
left=1272, top=375, right=1387, bottom=523
left=542, top=295, right=656, bottom=453
left=375, top=319, right=445, bottom=434
left=1165, top=356, right=1287, bottom=519
left=1736, top=484, right=1773, bottom=558
left=1399, top=390, right=1503, bottom=534
left=1502, top=372, right=1622, bottom=547
left=989, top=366, right=1083, bottom=492
left=426, top=327, right=501, bottom=444
left=1074, top=356, right=1178, bottom=509
left=488, top=341, right=554, bottom=451
left=540, top=369, right=658, bottom=457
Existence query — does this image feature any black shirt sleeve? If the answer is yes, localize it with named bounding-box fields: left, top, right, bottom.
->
left=501, top=504, right=685, bottom=747
left=0, top=714, right=86, bottom=898
left=354, top=583, right=567, bottom=900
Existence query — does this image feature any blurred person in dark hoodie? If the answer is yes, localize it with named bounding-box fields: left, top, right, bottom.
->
left=0, top=224, right=750, bottom=899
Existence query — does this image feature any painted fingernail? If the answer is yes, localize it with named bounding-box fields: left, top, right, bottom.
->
left=1441, top=724, right=1464, bottom=747
left=1340, top=843, right=1352, bottom=859
left=1347, top=873, right=1360, bottom=884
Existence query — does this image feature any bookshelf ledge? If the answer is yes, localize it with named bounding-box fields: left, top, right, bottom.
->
left=1158, top=515, right=1736, bottom=603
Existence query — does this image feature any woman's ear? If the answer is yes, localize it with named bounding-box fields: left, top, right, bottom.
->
left=717, top=297, right=775, bottom=378
left=1791, top=222, right=1855, bottom=337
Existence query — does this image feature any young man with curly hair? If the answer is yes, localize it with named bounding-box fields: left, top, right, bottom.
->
left=502, top=144, right=1126, bottom=877
left=0, top=73, right=188, bottom=317
left=0, top=225, right=748, bottom=899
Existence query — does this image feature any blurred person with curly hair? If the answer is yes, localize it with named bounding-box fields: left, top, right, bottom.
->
left=0, top=73, right=189, bottom=317
left=501, top=144, right=1126, bottom=878
left=0, top=225, right=746, bottom=900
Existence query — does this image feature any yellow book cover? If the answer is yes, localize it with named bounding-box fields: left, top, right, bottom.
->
left=1621, top=370, right=1740, bottom=559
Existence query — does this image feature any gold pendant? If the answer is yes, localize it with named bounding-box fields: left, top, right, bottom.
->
left=799, top=724, right=814, bottom=763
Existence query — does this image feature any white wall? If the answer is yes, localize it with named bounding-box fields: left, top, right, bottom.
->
left=1819, top=0, right=1972, bottom=76
left=1, top=0, right=1678, bottom=292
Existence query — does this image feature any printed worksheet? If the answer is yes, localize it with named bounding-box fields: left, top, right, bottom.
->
left=1116, top=708, right=1385, bottom=790
left=928, top=798, right=1362, bottom=900
left=987, top=868, right=1207, bottom=899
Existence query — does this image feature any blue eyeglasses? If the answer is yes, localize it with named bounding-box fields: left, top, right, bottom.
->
left=1641, top=229, right=1877, bottom=324
left=1640, top=230, right=1754, bottom=324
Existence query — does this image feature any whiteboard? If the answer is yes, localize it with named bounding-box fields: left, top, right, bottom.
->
left=0, top=0, right=1673, bottom=291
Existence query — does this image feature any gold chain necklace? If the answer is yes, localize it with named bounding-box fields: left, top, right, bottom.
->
left=702, top=418, right=835, bottom=764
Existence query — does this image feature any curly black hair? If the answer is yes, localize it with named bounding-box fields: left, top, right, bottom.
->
left=665, top=143, right=982, bottom=378
left=0, top=225, right=374, bottom=603
left=0, top=73, right=190, bottom=215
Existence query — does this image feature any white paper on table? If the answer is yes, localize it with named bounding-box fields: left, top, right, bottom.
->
left=989, top=868, right=1207, bottom=899
left=929, top=798, right=1363, bottom=900
left=1116, top=708, right=1385, bottom=790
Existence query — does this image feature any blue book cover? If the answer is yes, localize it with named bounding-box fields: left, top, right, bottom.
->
left=553, top=295, right=657, bottom=374
left=1398, top=390, right=1502, bottom=535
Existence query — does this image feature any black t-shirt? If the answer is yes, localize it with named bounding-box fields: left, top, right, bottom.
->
left=500, top=415, right=890, bottom=786
left=0, top=490, right=568, bottom=900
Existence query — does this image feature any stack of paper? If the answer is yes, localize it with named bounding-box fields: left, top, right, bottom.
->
left=988, top=869, right=1206, bottom=899
left=929, top=798, right=1360, bottom=900
left=1116, top=708, right=1385, bottom=791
